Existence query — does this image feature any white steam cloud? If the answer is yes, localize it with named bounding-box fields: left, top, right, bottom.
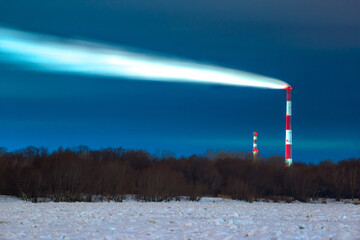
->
left=0, top=27, right=289, bottom=89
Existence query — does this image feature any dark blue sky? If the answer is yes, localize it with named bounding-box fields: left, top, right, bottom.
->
left=0, top=0, right=359, bottom=162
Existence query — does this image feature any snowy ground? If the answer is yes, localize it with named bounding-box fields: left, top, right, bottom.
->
left=0, top=196, right=359, bottom=240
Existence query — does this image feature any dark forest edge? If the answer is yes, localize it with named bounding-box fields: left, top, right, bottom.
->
left=0, top=146, right=359, bottom=203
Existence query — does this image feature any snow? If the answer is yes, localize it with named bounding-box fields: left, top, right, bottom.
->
left=1, top=196, right=359, bottom=239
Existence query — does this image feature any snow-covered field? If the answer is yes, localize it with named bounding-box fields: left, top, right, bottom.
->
left=1, top=196, right=359, bottom=240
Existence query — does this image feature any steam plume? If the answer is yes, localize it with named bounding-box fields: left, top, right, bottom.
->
left=0, top=27, right=289, bottom=89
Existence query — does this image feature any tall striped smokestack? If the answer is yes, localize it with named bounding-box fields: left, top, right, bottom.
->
left=253, top=132, right=258, bottom=160
left=285, top=86, right=293, bottom=167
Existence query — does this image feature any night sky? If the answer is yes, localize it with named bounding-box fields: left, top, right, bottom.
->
left=0, top=0, right=359, bottom=163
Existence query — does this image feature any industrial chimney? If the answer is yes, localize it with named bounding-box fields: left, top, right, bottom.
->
left=285, top=86, right=293, bottom=167
left=253, top=132, right=258, bottom=160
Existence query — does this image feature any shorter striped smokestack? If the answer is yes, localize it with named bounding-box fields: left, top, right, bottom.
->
left=253, top=132, right=258, bottom=160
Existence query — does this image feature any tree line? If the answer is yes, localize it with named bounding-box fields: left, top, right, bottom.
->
left=0, top=146, right=359, bottom=202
